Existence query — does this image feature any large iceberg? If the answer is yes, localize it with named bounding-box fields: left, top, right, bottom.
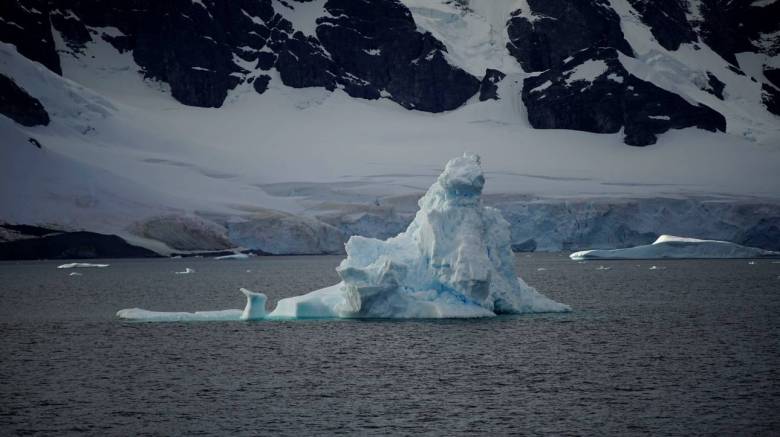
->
left=118, top=154, right=569, bottom=321
left=570, top=235, right=780, bottom=260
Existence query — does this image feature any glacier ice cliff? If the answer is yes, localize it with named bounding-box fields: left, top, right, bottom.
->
left=117, top=155, right=570, bottom=321
left=570, top=235, right=780, bottom=260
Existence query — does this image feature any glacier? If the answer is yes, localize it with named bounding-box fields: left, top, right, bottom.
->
left=117, top=155, right=570, bottom=321
left=570, top=235, right=780, bottom=260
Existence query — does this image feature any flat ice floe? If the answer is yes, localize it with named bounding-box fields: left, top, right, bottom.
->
left=118, top=154, right=570, bottom=321
left=570, top=235, right=780, bottom=260
left=58, top=263, right=109, bottom=269
left=214, top=253, right=250, bottom=260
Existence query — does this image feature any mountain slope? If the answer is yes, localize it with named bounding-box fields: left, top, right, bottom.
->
left=1, top=0, right=779, bottom=255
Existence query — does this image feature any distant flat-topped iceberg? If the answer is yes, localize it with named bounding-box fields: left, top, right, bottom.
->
left=58, top=263, right=109, bottom=269
left=570, top=235, right=780, bottom=260
left=118, top=154, right=570, bottom=321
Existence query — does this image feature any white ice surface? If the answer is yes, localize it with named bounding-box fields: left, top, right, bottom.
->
left=57, top=263, right=109, bottom=268
left=215, top=253, right=250, bottom=260
left=116, top=308, right=243, bottom=322
left=570, top=235, right=780, bottom=260
left=118, top=288, right=267, bottom=322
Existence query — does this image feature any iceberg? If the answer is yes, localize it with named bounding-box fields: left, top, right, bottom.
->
left=117, top=154, right=570, bottom=321
left=570, top=235, right=780, bottom=260
left=214, top=253, right=250, bottom=260
left=116, top=288, right=265, bottom=322
left=58, top=263, right=109, bottom=268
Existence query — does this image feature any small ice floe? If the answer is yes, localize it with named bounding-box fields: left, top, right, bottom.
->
left=57, top=263, right=109, bottom=269
left=648, top=265, right=666, bottom=270
left=536, top=267, right=548, bottom=271
left=748, top=261, right=756, bottom=265
left=69, top=272, right=82, bottom=276
left=117, top=288, right=266, bottom=322
left=175, top=267, right=195, bottom=274
left=215, top=253, right=250, bottom=260
left=246, top=269, right=252, bottom=273
left=596, top=265, right=611, bottom=271
left=571, top=235, right=779, bottom=260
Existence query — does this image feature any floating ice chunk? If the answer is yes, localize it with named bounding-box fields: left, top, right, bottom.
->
left=117, top=308, right=243, bottom=322
left=175, top=267, right=195, bottom=274
left=117, top=154, right=570, bottom=321
left=240, top=288, right=267, bottom=320
left=117, top=288, right=267, bottom=322
left=571, top=235, right=780, bottom=260
left=268, top=284, right=352, bottom=319
left=58, top=263, right=109, bottom=268
left=215, top=253, right=250, bottom=260
left=596, top=266, right=611, bottom=270
left=69, top=272, right=82, bottom=276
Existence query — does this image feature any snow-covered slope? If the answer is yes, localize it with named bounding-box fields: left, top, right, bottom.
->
left=570, top=235, right=780, bottom=260
left=1, top=0, right=779, bottom=255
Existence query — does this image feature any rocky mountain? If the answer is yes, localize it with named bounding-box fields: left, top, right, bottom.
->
left=1, top=0, right=779, bottom=256
left=3, top=0, right=778, bottom=143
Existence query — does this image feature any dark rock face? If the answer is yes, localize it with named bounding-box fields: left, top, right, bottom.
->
left=0, top=74, right=50, bottom=126
left=705, top=72, right=725, bottom=100
left=316, top=0, right=479, bottom=111
left=763, top=84, right=780, bottom=116
left=627, top=0, right=696, bottom=51
left=506, top=0, right=632, bottom=72
left=738, top=217, right=780, bottom=251
left=765, top=68, right=780, bottom=88
left=764, top=68, right=780, bottom=116
left=49, top=8, right=92, bottom=53
left=0, top=0, right=61, bottom=74
left=273, top=31, right=340, bottom=92
left=510, top=238, right=537, bottom=253
left=522, top=48, right=726, bottom=146
left=479, top=69, right=506, bottom=101
left=23, top=0, right=478, bottom=111
left=252, top=75, right=271, bottom=94
left=0, top=231, right=160, bottom=260
left=0, top=0, right=772, bottom=143
left=49, top=0, right=276, bottom=108
left=698, top=0, right=780, bottom=65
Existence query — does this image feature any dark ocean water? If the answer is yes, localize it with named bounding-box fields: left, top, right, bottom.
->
left=1, top=254, right=779, bottom=436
